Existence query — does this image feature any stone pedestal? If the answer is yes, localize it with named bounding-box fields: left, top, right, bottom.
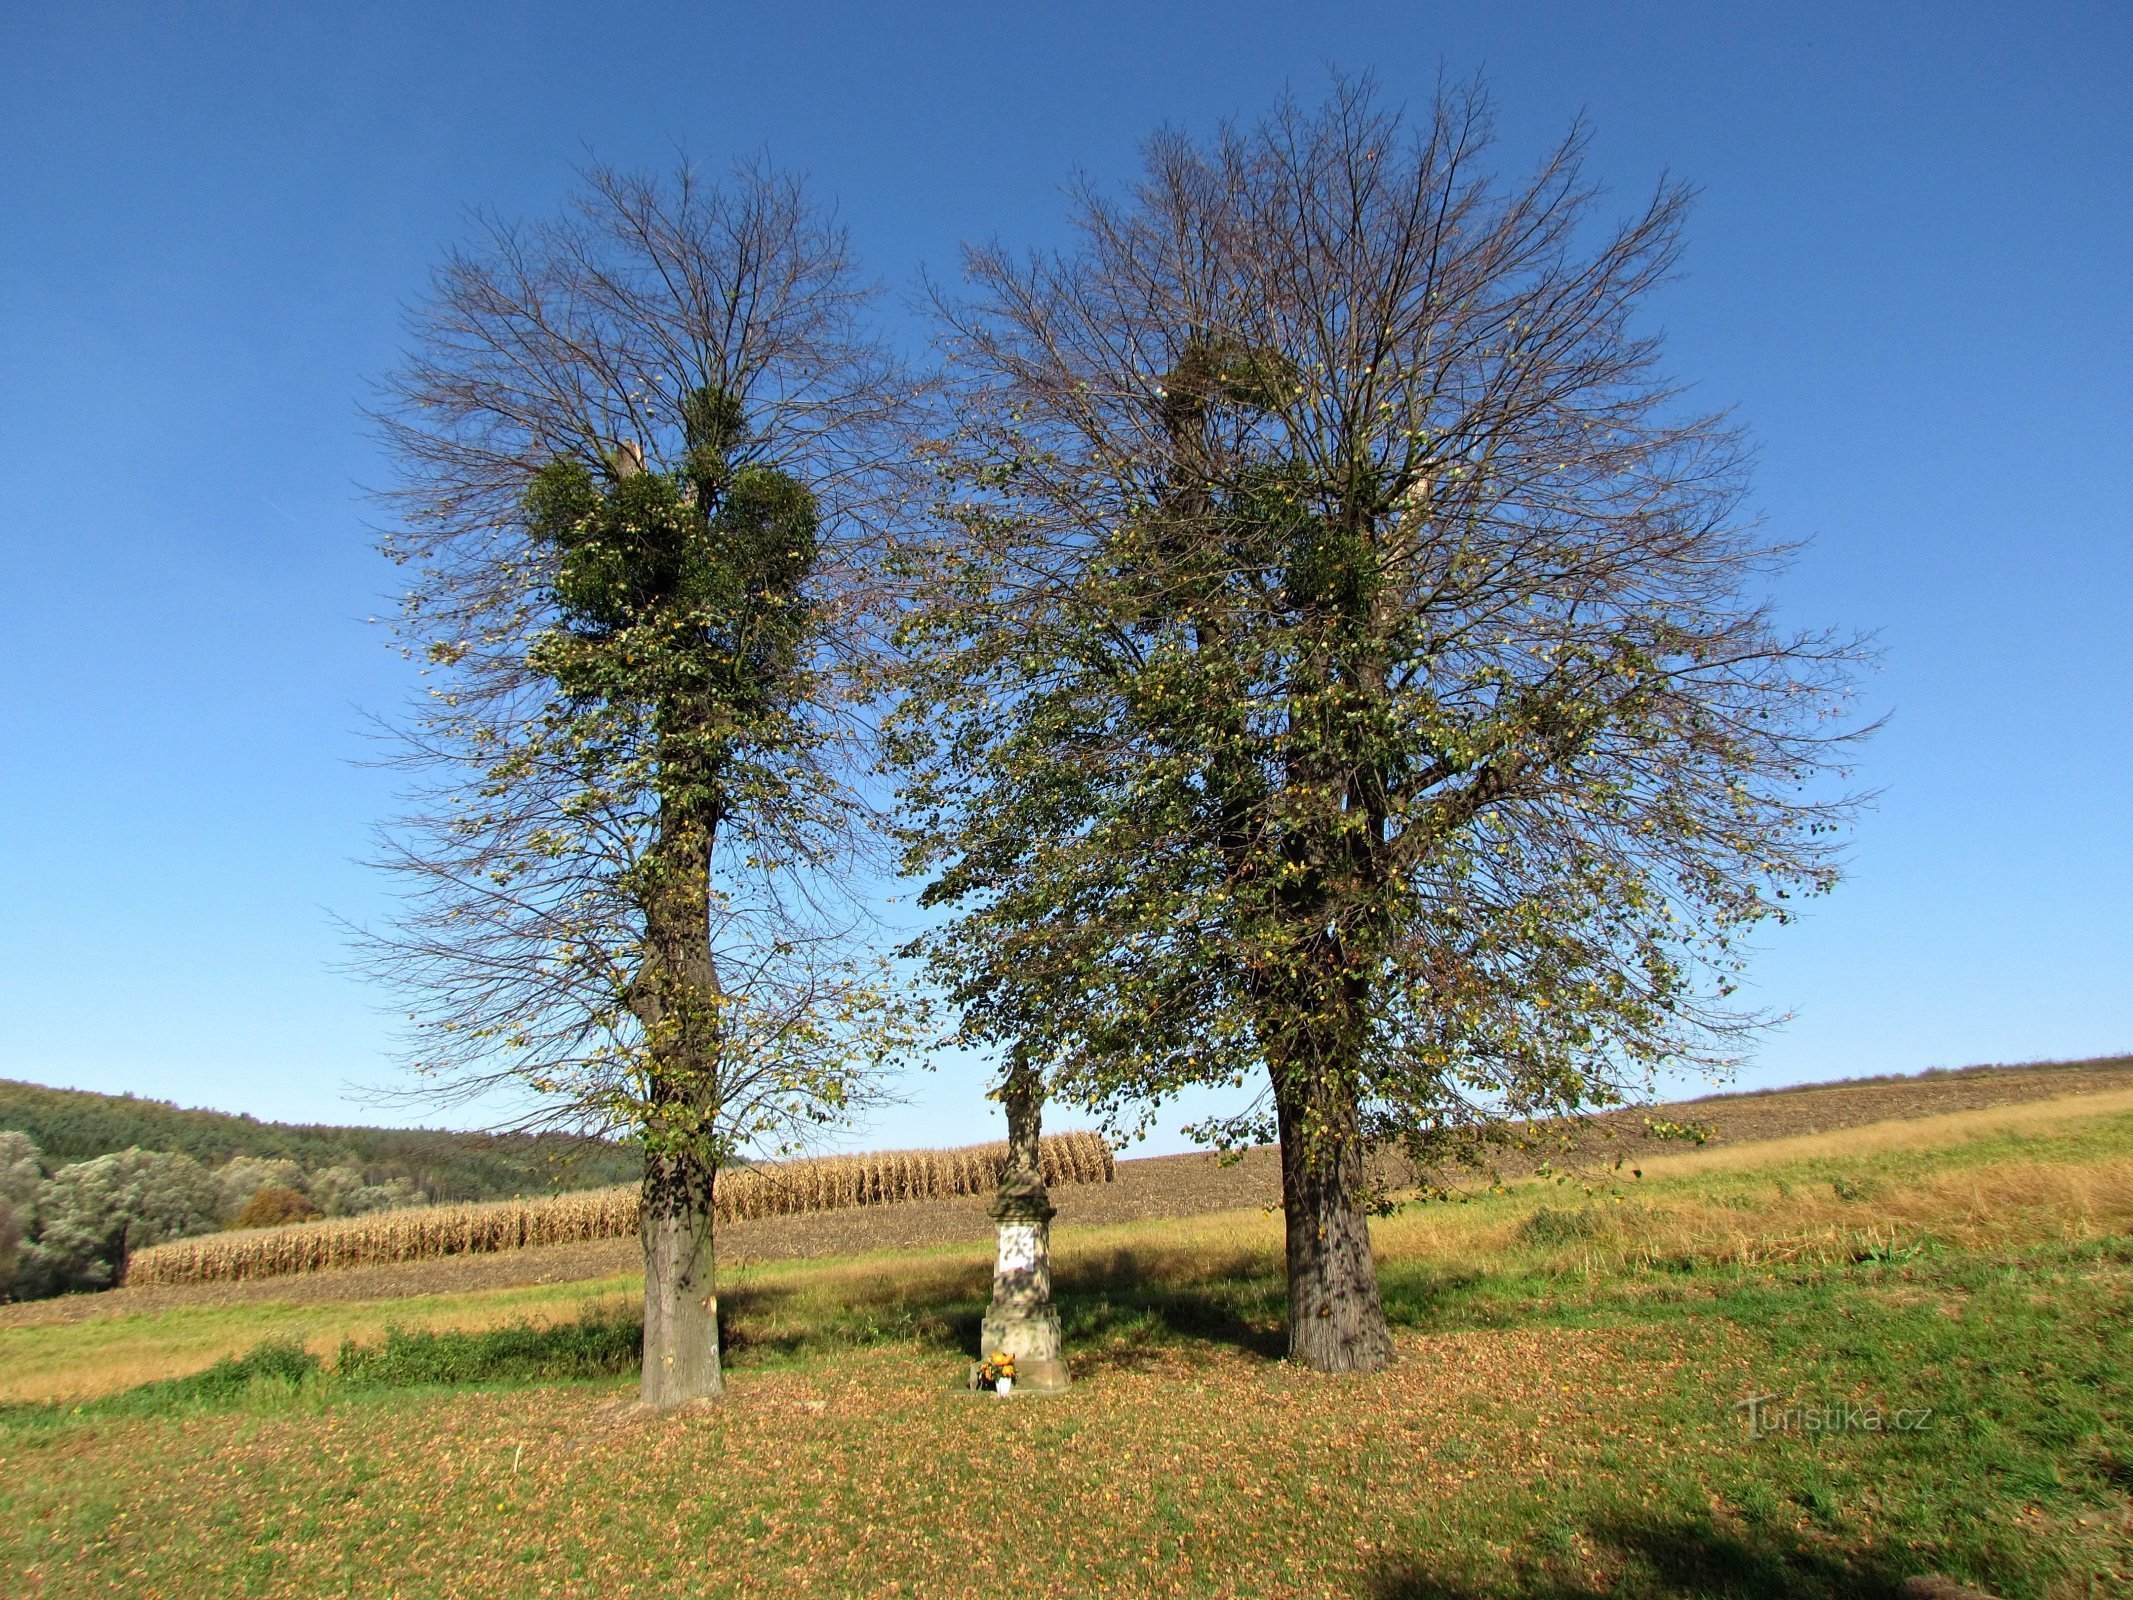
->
left=976, top=1169, right=1069, bottom=1392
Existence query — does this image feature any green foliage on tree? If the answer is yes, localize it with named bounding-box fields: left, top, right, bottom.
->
left=515, top=391, right=918, bottom=1403
left=0, top=1130, right=39, bottom=1210
left=894, top=80, right=1868, bottom=1371
left=4, top=1143, right=222, bottom=1297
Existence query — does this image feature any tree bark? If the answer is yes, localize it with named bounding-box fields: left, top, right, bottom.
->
left=631, top=796, right=726, bottom=1409
left=1270, top=1055, right=1393, bottom=1373
left=640, top=1148, right=721, bottom=1406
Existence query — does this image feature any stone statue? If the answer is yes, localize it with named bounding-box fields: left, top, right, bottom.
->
left=976, top=1061, right=1069, bottom=1391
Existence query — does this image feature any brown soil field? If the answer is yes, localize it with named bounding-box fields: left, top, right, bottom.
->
left=5, top=1052, right=2127, bottom=1329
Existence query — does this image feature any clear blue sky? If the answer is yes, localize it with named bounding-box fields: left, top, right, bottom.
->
left=2, top=1, right=2127, bottom=1154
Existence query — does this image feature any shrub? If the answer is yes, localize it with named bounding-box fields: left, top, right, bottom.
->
left=306, top=1164, right=422, bottom=1218
left=211, top=1156, right=422, bottom=1225
left=55, top=1315, right=639, bottom=1418
left=233, top=1185, right=322, bottom=1229
left=0, top=1131, right=42, bottom=1211
left=112, top=1338, right=326, bottom=1411
left=181, top=1337, right=323, bottom=1395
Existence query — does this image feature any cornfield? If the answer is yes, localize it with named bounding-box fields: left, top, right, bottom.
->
left=123, top=1131, right=1114, bottom=1288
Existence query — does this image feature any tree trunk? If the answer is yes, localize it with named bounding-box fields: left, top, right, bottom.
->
left=640, top=1147, right=721, bottom=1407
left=1271, top=1060, right=1393, bottom=1373
left=630, top=795, right=726, bottom=1410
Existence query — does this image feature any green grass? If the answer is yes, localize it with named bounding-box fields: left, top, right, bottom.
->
left=2, top=1100, right=2128, bottom=1598
left=0, top=1312, right=653, bottom=1430
left=0, top=1273, right=645, bottom=1403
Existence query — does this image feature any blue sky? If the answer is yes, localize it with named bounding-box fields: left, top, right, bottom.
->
left=2, top=1, right=2127, bottom=1155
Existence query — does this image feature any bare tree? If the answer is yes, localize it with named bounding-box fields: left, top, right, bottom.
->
left=366, top=160, right=923, bottom=1407
left=893, top=79, right=1870, bottom=1372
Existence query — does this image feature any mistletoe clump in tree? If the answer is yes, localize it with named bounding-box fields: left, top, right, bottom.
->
left=369, top=163, right=919, bottom=1407
left=522, top=389, right=839, bottom=1403
left=894, top=80, right=1868, bottom=1373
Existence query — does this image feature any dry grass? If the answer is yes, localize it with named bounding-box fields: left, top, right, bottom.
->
left=98, top=1058, right=2133, bottom=1299
left=6, top=1084, right=2128, bottom=1600
left=0, top=1326, right=1731, bottom=1598
left=1632, top=1083, right=2133, bottom=1177
left=1374, top=1088, right=2133, bottom=1273
left=1470, top=1156, right=2133, bottom=1275
left=123, top=1131, right=1112, bottom=1288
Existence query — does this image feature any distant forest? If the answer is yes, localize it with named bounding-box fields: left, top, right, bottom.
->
left=0, top=1080, right=641, bottom=1201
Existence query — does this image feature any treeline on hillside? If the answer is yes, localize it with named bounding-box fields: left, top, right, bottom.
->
left=0, top=1079, right=641, bottom=1201
left=0, top=1130, right=433, bottom=1299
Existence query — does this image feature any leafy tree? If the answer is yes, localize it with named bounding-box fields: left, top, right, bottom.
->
left=208, top=1156, right=417, bottom=1225
left=213, top=1156, right=309, bottom=1221
left=895, top=80, right=1867, bottom=1371
left=0, top=1143, right=38, bottom=1305
left=306, top=1164, right=421, bottom=1218
left=0, top=1132, right=40, bottom=1299
left=0, top=1197, right=17, bottom=1297
left=22, top=1148, right=221, bottom=1293
left=367, top=161, right=922, bottom=1407
left=0, top=1130, right=40, bottom=1213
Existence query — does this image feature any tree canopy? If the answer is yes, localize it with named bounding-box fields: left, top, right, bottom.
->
left=893, top=79, right=1868, bottom=1370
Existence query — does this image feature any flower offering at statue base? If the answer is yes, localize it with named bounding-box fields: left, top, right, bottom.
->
left=974, top=1351, right=1016, bottom=1394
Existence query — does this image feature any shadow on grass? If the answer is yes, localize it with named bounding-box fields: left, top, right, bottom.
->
left=1059, top=1247, right=1289, bottom=1364
left=1369, top=1510, right=1942, bottom=1600
left=719, top=1244, right=1484, bottom=1370
left=713, top=1244, right=1295, bottom=1365
left=6, top=1243, right=1498, bottom=1423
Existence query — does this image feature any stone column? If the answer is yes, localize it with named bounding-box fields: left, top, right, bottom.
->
left=977, top=1166, right=1069, bottom=1392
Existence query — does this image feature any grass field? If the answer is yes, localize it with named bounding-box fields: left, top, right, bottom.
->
left=3, top=1075, right=2129, bottom=1598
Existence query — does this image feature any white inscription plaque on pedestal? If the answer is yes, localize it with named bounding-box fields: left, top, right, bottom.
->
left=997, top=1222, right=1041, bottom=1274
